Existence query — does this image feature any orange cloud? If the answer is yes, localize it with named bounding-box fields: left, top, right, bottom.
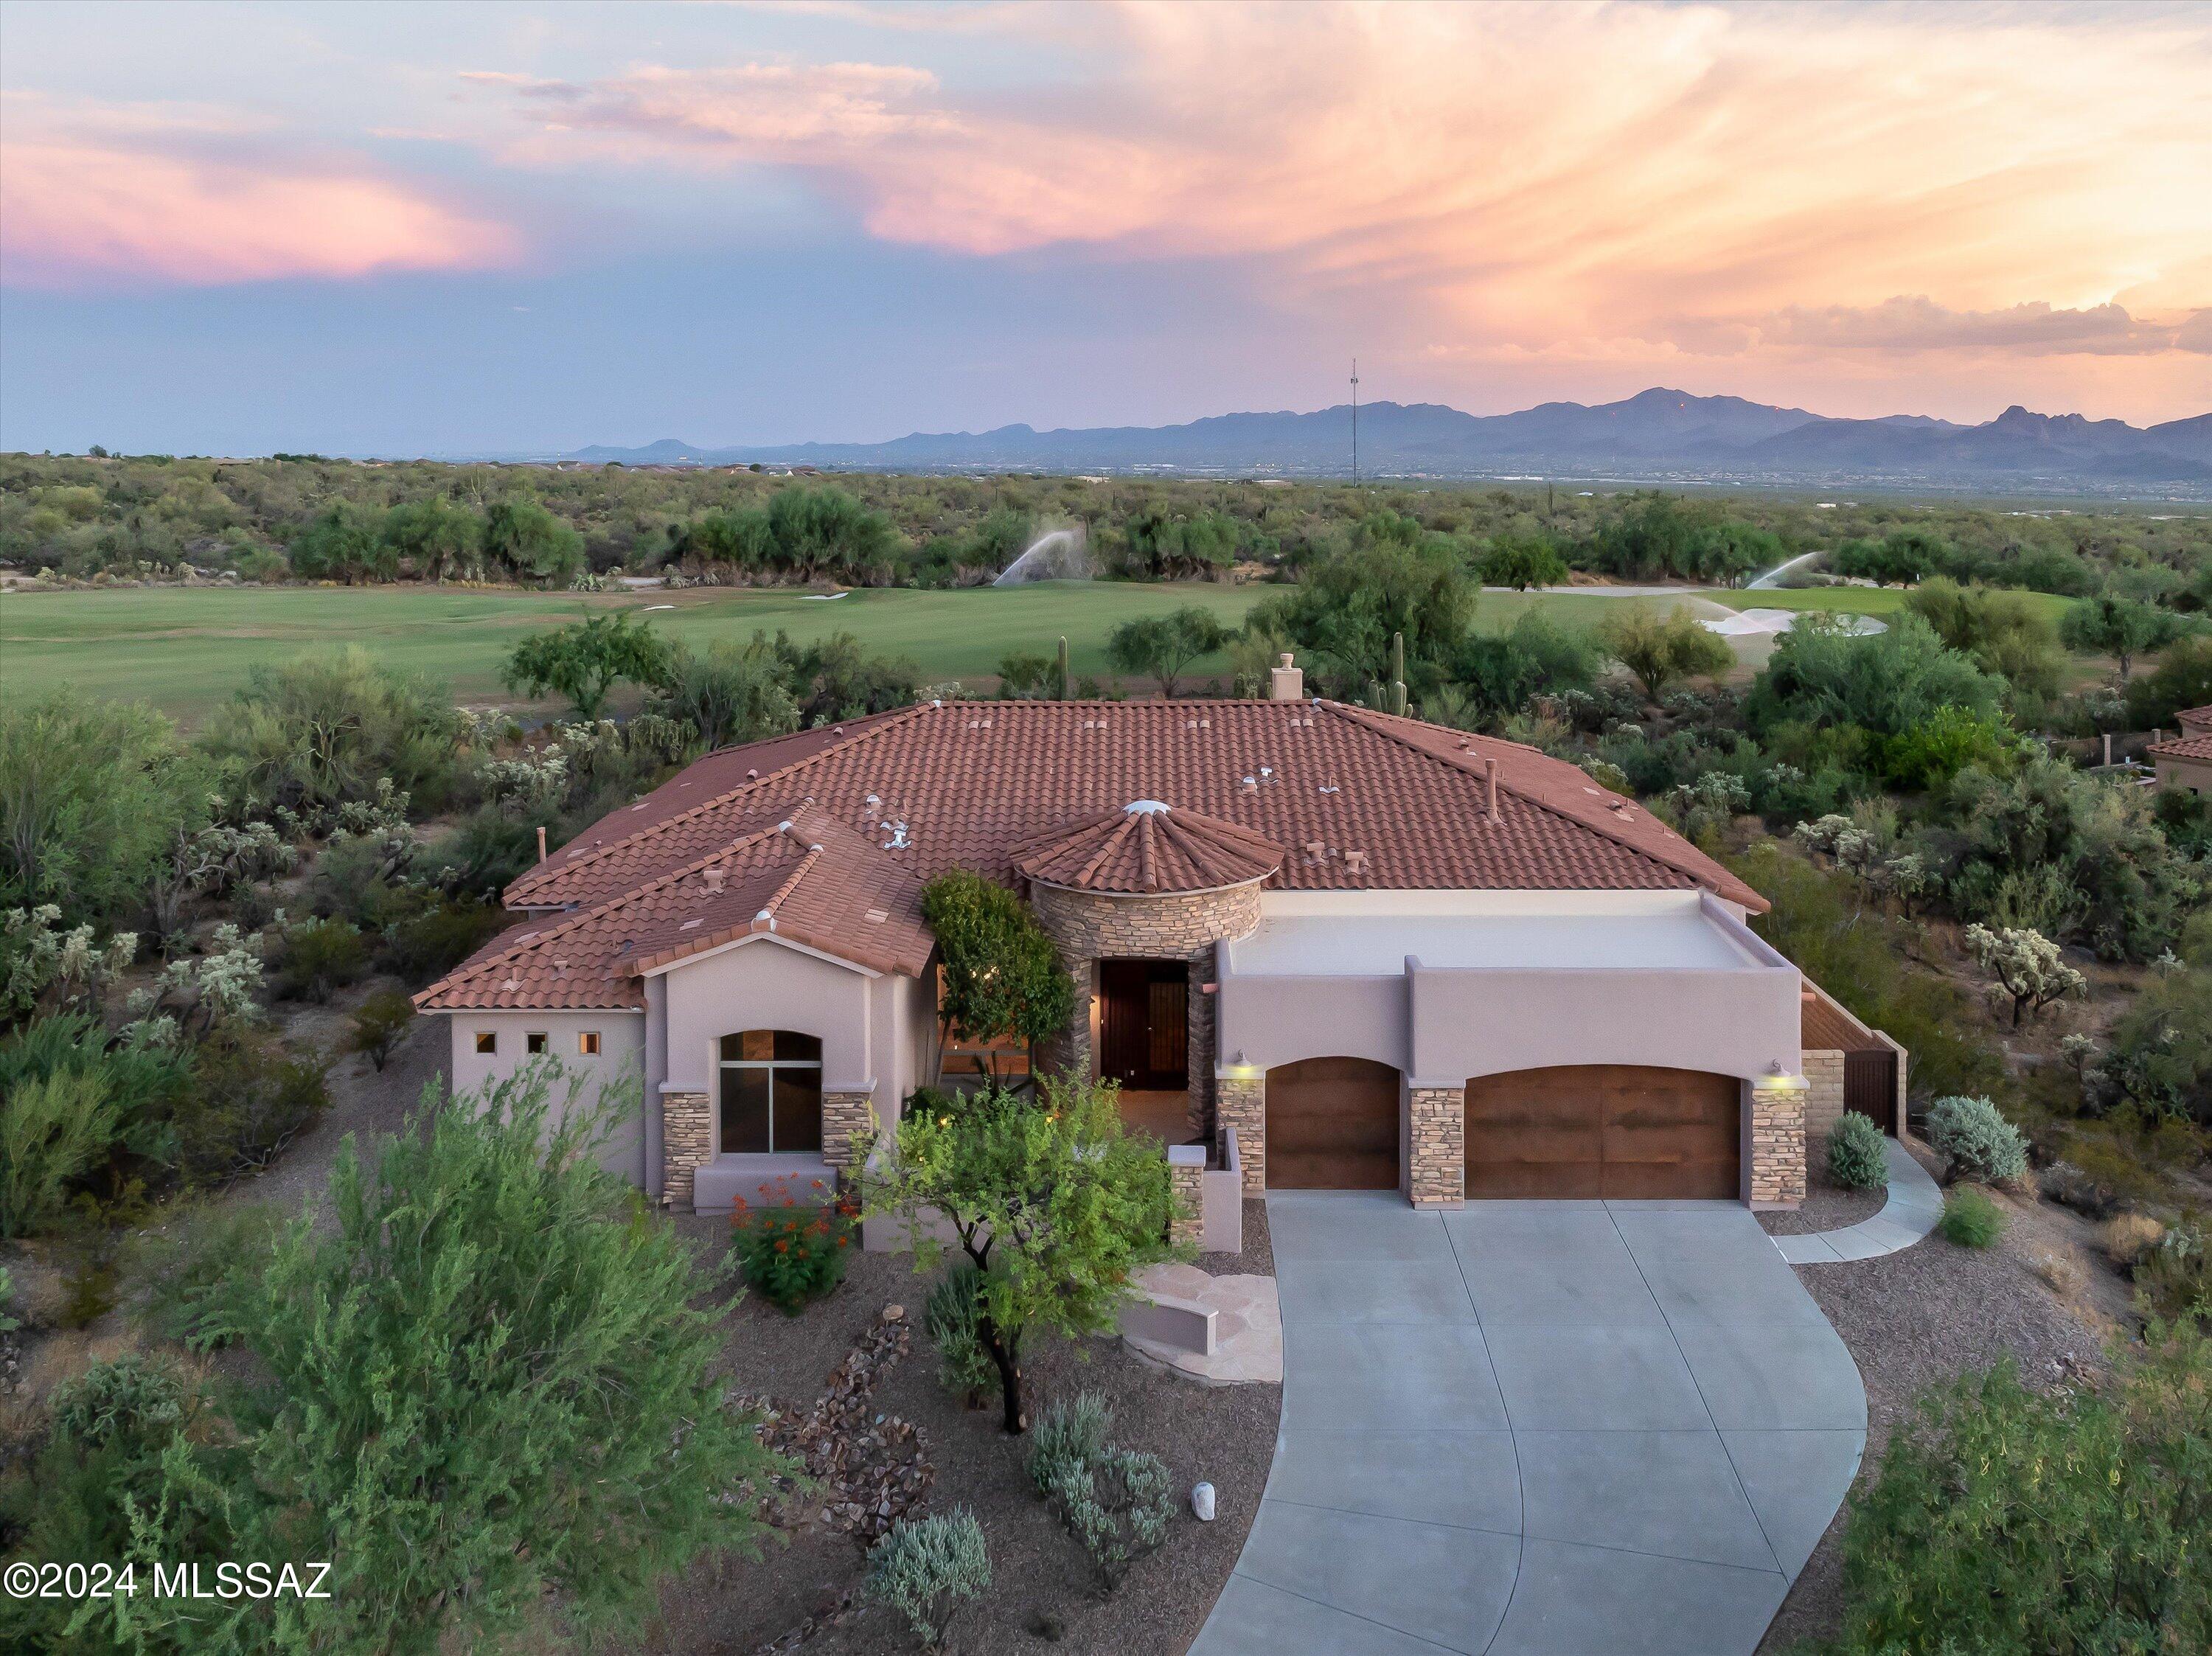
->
left=468, top=0, right=2209, bottom=404
left=0, top=106, right=521, bottom=288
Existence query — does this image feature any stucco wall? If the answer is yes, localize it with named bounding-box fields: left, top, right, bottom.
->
left=1215, top=970, right=1407, bottom=1071
left=2155, top=752, right=2212, bottom=796
left=444, top=1010, right=647, bottom=1183
left=658, top=936, right=878, bottom=1093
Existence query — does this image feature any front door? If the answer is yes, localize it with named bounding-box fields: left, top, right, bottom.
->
left=1098, top=959, right=1189, bottom=1090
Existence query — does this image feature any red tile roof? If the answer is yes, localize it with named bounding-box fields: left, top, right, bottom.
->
left=416, top=804, right=930, bottom=1012
left=1011, top=801, right=1286, bottom=894
left=2148, top=729, right=2212, bottom=762
left=425, top=697, right=1770, bottom=1012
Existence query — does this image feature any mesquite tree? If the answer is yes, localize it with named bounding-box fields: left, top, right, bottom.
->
left=863, top=1076, right=1175, bottom=1433
left=919, top=869, right=1074, bottom=1083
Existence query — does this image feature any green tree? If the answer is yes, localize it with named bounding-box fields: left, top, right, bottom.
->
left=1441, top=612, right=1602, bottom=724
left=1103, top=606, right=1231, bottom=696
left=482, top=495, right=585, bottom=585
left=1902, top=577, right=2065, bottom=697
left=198, top=1068, right=779, bottom=1654
left=1475, top=535, right=1569, bottom=591
left=654, top=639, right=801, bottom=749
left=1831, top=529, right=1946, bottom=587
left=2061, top=591, right=2186, bottom=681
left=1746, top=612, right=2005, bottom=738
left=502, top=612, right=676, bottom=718
left=763, top=486, right=900, bottom=583
left=2127, top=635, right=2212, bottom=729
left=2096, top=967, right=2212, bottom=1125
left=1597, top=607, right=1733, bottom=702
left=1248, top=538, right=1472, bottom=697
left=285, top=503, right=393, bottom=584
left=863, top=1076, right=1175, bottom=1433
left=1879, top=705, right=2017, bottom=791
left=0, top=694, right=212, bottom=920
left=919, top=870, right=1074, bottom=1081
left=201, top=647, right=465, bottom=815
left=380, top=495, right=483, bottom=581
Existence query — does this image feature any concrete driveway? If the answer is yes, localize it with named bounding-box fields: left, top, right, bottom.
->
left=1191, top=1195, right=1865, bottom=1656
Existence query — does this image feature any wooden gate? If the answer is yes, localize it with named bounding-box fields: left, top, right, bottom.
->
left=1843, top=1049, right=1899, bottom=1135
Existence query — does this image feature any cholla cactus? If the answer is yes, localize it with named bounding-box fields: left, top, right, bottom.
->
left=1963, top=923, right=2086, bottom=1029
left=0, top=905, right=138, bottom=1016
left=2059, top=1033, right=2100, bottom=1077
left=144, top=921, right=268, bottom=1033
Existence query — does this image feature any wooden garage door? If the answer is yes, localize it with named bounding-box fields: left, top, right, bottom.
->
left=1464, top=1065, right=1740, bottom=1200
left=1267, top=1057, right=1400, bottom=1189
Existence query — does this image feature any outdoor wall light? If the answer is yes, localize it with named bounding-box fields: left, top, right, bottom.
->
left=1762, top=1060, right=1809, bottom=1092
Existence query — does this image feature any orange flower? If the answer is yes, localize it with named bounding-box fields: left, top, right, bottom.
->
left=775, top=1239, right=790, bottom=1253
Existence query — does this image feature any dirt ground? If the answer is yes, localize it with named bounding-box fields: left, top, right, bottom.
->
left=1756, top=1141, right=2126, bottom=1653
left=613, top=1222, right=1281, bottom=1656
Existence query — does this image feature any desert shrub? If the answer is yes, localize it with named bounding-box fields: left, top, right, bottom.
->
left=169, top=1031, right=330, bottom=1188
left=2031, top=1249, right=2087, bottom=1298
left=2101, top=1211, right=2168, bottom=1269
left=185, top=1067, right=782, bottom=1653
left=51, top=1351, right=188, bottom=1447
left=728, top=1180, right=857, bottom=1313
left=273, top=915, right=368, bottom=1003
left=381, top=893, right=506, bottom=981
left=1939, top=1187, right=2006, bottom=1249
left=863, top=1508, right=991, bottom=1649
left=2095, top=967, right=2212, bottom=1127
left=137, top=1200, right=287, bottom=1350
left=1825, top=1112, right=1888, bottom=1191
left=0, top=1264, right=15, bottom=1335
left=1027, top=1391, right=1175, bottom=1590
left=2135, top=1223, right=2210, bottom=1323
left=925, top=1262, right=999, bottom=1408
left=345, top=988, right=416, bottom=1071
left=1812, top=1323, right=2212, bottom=1656
left=1926, top=1095, right=2029, bottom=1185
left=0, top=1068, right=122, bottom=1237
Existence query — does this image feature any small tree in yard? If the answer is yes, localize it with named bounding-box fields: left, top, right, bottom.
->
left=863, top=1076, right=1176, bottom=1434
left=503, top=611, right=676, bottom=718
left=919, top=869, right=1075, bottom=1082
left=344, top=987, right=414, bottom=1071
left=186, top=1065, right=779, bottom=1655
left=1597, top=607, right=1733, bottom=703
left=1815, top=1321, right=2211, bottom=1656
left=1104, top=606, right=1231, bottom=697
left=1962, top=922, right=2085, bottom=1027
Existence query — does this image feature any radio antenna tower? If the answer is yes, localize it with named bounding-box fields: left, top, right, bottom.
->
left=1350, top=358, right=1360, bottom=484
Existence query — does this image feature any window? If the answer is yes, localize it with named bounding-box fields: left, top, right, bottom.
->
left=526, top=1031, right=549, bottom=1055
left=718, top=1031, right=823, bottom=1155
left=578, top=1030, right=601, bottom=1057
left=474, top=1031, right=497, bottom=1055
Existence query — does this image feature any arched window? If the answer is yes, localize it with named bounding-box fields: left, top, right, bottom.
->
left=719, top=1031, right=824, bottom=1155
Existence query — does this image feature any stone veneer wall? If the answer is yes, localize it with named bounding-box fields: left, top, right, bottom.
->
left=1407, top=1087, right=1464, bottom=1207
left=822, top=1090, right=877, bottom=1170
left=1216, top=1076, right=1266, bottom=1195
left=1749, top=1080, right=1807, bottom=1208
left=1802, top=1049, right=1846, bottom=1144
left=661, top=1090, right=712, bottom=1211
left=1030, top=881, right=1264, bottom=1139
left=1169, top=1158, right=1203, bottom=1247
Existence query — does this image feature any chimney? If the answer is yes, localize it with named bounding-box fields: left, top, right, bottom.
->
left=1484, top=757, right=1498, bottom=817
left=1270, top=652, right=1304, bottom=703
left=535, top=825, right=548, bottom=863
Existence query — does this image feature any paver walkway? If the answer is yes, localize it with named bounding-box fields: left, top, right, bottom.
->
left=1190, top=1194, right=1865, bottom=1656
left=1771, top=1138, right=1942, bottom=1264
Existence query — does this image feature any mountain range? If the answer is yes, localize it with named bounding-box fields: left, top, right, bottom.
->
left=559, top=389, right=2211, bottom=494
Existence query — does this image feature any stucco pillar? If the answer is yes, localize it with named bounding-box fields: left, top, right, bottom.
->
left=1749, top=1080, right=1807, bottom=1208
left=822, top=1090, right=877, bottom=1172
left=1216, top=1075, right=1265, bottom=1194
left=1407, top=1086, right=1464, bottom=1208
left=661, top=1090, right=712, bottom=1211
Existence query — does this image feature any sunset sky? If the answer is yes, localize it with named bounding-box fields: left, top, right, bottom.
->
left=1, top=0, right=2206, bottom=456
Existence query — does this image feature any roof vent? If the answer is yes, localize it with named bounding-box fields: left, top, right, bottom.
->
left=1344, top=851, right=1367, bottom=874
left=1124, top=799, right=1172, bottom=815
left=1241, top=776, right=1258, bottom=794
left=1484, top=756, right=1499, bottom=817
left=680, top=918, right=702, bottom=930
left=1270, top=653, right=1304, bottom=702
left=1303, top=840, right=1326, bottom=861
left=553, top=957, right=568, bottom=974
left=864, top=908, right=889, bottom=924
left=703, top=866, right=726, bottom=894
left=746, top=768, right=759, bottom=780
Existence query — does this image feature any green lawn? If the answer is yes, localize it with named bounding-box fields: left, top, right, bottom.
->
left=0, top=578, right=1988, bottom=724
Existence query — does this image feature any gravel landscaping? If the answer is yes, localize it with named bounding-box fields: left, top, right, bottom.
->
left=1756, top=1170, right=1886, bottom=1236
left=1756, top=1144, right=2122, bottom=1655
left=618, top=1227, right=1281, bottom=1656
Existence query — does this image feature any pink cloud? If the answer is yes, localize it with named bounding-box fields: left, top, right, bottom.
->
left=1, top=114, right=521, bottom=288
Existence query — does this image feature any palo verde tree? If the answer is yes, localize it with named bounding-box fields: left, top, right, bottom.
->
left=175, top=1065, right=780, bottom=1655
left=919, top=869, right=1075, bottom=1082
left=2060, top=591, right=2187, bottom=681
left=1597, top=606, right=1734, bottom=703
left=502, top=611, right=677, bottom=718
left=1104, top=605, right=1231, bottom=697
left=863, top=1075, right=1176, bottom=1433
left=1474, top=533, right=1569, bottom=592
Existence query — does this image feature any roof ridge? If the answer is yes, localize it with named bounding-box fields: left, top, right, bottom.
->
left=417, top=819, right=793, bottom=1008
left=505, top=700, right=939, bottom=904
left=756, top=838, right=825, bottom=927
left=1318, top=701, right=1743, bottom=904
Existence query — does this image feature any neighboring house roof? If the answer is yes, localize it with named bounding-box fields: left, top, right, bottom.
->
left=2174, top=703, right=2211, bottom=733
left=425, top=697, right=1770, bottom=1012
left=415, top=804, right=931, bottom=1012
left=2147, top=728, right=2212, bottom=762
left=500, top=698, right=1766, bottom=914
left=1012, top=801, right=1287, bottom=894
